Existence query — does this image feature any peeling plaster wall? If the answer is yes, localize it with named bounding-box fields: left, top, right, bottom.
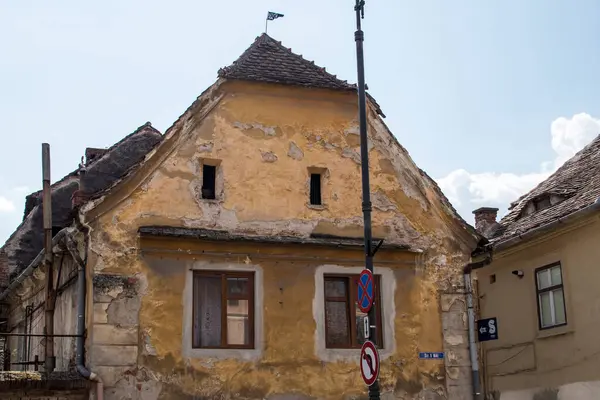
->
left=82, top=81, right=477, bottom=399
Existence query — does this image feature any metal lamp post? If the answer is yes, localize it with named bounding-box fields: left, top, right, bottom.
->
left=353, top=1, right=381, bottom=398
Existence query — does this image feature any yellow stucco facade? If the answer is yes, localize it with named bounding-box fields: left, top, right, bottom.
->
left=81, top=80, right=477, bottom=399
left=475, top=213, right=600, bottom=399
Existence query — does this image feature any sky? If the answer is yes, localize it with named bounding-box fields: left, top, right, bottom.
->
left=1, top=0, right=600, bottom=245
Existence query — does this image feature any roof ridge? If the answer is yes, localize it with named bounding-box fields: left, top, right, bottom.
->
left=16, top=122, right=163, bottom=225
left=217, top=33, right=356, bottom=90
left=500, top=132, right=600, bottom=224
left=102, top=122, right=160, bottom=155
left=493, top=132, right=600, bottom=240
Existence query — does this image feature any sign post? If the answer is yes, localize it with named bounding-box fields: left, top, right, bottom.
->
left=352, top=0, right=382, bottom=397
left=477, top=318, right=498, bottom=342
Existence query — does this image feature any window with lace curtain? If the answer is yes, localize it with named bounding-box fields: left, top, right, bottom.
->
left=192, top=271, right=255, bottom=349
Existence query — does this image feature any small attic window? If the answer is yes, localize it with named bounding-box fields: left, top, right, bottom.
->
left=310, top=173, right=322, bottom=205
left=520, top=194, right=567, bottom=218
left=533, top=196, right=551, bottom=211
left=202, top=165, right=217, bottom=200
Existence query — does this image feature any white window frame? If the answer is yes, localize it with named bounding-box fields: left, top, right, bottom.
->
left=535, top=262, right=567, bottom=330
left=313, top=265, right=396, bottom=363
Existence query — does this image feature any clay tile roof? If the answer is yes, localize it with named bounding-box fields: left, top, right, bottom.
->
left=218, top=33, right=356, bottom=91
left=490, top=134, right=600, bottom=243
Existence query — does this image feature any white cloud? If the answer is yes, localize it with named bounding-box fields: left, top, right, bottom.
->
left=551, top=113, right=600, bottom=167
left=437, top=113, right=600, bottom=221
left=438, top=169, right=549, bottom=208
left=0, top=196, right=15, bottom=213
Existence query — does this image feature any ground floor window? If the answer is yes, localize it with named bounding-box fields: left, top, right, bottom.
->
left=324, top=274, right=383, bottom=348
left=192, top=271, right=255, bottom=349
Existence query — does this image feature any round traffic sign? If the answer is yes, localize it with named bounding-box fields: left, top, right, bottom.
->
left=360, top=340, right=380, bottom=386
left=357, top=269, right=375, bottom=313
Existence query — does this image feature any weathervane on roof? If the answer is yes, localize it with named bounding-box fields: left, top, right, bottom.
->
left=265, top=11, right=284, bottom=34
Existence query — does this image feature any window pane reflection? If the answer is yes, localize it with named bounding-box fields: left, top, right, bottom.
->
left=325, top=279, right=346, bottom=297
left=227, top=277, right=249, bottom=296
left=227, top=299, right=250, bottom=345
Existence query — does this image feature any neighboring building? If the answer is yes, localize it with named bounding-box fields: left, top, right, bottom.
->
left=0, top=123, right=162, bottom=398
left=0, top=34, right=481, bottom=399
left=472, top=134, right=600, bottom=399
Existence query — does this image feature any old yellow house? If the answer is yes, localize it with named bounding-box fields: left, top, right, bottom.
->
left=471, top=134, right=600, bottom=400
left=1, top=34, right=481, bottom=399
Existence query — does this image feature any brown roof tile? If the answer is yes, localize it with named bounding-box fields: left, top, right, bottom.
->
left=491, top=134, right=600, bottom=243
left=218, top=33, right=356, bottom=90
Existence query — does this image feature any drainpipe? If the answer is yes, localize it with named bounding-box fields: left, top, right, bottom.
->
left=73, top=162, right=104, bottom=400
left=74, top=256, right=103, bottom=400
left=463, top=258, right=491, bottom=400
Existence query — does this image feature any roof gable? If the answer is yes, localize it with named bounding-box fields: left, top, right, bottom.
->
left=78, top=36, right=478, bottom=247
left=218, top=33, right=356, bottom=91
left=491, top=133, right=600, bottom=243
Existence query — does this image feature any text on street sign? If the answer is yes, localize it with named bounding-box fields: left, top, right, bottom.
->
left=418, top=352, right=445, bottom=359
left=477, top=317, right=498, bottom=342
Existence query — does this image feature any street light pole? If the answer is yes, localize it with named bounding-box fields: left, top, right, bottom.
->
left=353, top=1, right=381, bottom=399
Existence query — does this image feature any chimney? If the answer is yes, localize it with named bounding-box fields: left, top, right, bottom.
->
left=472, top=207, right=499, bottom=234
left=85, top=147, right=108, bottom=166
left=72, top=155, right=90, bottom=209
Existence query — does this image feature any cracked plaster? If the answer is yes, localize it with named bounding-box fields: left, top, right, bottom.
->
left=82, top=81, right=477, bottom=399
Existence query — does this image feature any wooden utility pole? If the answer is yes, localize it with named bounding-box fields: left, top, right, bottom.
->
left=42, top=143, right=55, bottom=373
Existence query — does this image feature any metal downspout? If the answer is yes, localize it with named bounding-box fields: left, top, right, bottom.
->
left=463, top=257, right=492, bottom=399
left=72, top=152, right=103, bottom=399
left=74, top=239, right=103, bottom=400
left=464, top=265, right=481, bottom=399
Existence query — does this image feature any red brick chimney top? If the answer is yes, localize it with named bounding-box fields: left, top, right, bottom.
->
left=472, top=207, right=499, bottom=234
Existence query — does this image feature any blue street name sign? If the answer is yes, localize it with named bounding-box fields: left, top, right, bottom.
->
left=418, top=352, right=445, bottom=360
